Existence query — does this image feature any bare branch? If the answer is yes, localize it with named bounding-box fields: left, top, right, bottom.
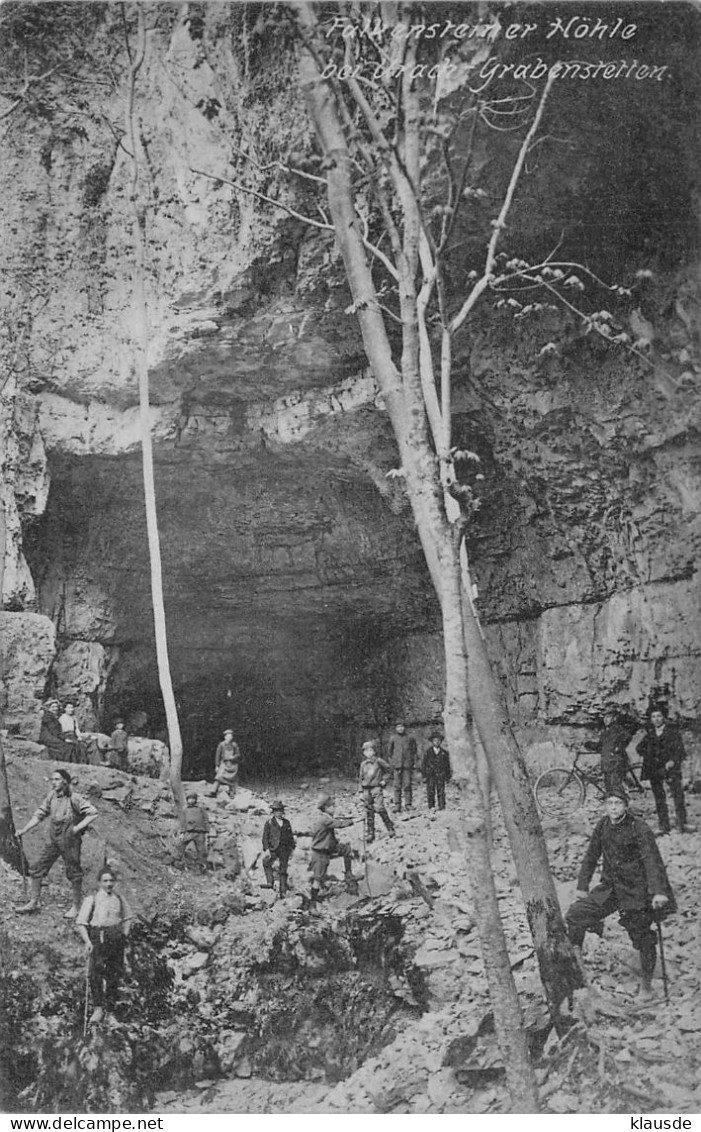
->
left=450, top=69, right=557, bottom=336
left=228, top=140, right=327, bottom=186
left=0, top=63, right=61, bottom=122
left=189, top=165, right=333, bottom=231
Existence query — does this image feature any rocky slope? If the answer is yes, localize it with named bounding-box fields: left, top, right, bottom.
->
left=0, top=2, right=700, bottom=773
left=3, top=752, right=701, bottom=1114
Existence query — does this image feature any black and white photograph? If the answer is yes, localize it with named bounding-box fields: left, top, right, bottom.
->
left=0, top=0, right=700, bottom=1118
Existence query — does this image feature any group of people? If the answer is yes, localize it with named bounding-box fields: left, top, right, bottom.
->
left=597, top=703, right=695, bottom=836
left=13, top=768, right=131, bottom=1023
left=38, top=698, right=131, bottom=771
left=39, top=699, right=88, bottom=764
left=12, top=697, right=694, bottom=1019
left=365, top=723, right=453, bottom=815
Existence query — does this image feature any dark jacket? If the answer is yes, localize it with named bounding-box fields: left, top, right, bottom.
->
left=422, top=745, right=451, bottom=782
left=577, top=812, right=676, bottom=913
left=636, top=723, right=686, bottom=781
left=262, top=816, right=295, bottom=858
left=388, top=733, right=417, bottom=770
left=39, top=710, right=66, bottom=751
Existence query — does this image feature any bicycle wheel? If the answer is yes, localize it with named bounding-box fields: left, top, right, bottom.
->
left=624, top=761, right=645, bottom=794
left=535, top=768, right=585, bottom=817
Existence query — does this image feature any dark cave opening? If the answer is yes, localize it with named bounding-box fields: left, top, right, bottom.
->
left=21, top=447, right=437, bottom=778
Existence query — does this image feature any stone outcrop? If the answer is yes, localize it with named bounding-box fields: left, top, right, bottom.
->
left=0, top=612, right=55, bottom=737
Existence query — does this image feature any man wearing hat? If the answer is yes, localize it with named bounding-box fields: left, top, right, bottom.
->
left=309, top=793, right=356, bottom=900
left=261, top=801, right=296, bottom=897
left=636, top=705, right=694, bottom=835
left=108, top=718, right=129, bottom=771
left=421, top=734, right=452, bottom=812
left=388, top=722, right=417, bottom=813
left=15, top=768, right=98, bottom=917
left=565, top=790, right=676, bottom=1002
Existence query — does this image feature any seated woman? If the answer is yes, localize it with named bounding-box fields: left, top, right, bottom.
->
left=39, top=700, right=69, bottom=757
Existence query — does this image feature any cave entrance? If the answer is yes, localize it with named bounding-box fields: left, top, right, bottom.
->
left=25, top=449, right=435, bottom=777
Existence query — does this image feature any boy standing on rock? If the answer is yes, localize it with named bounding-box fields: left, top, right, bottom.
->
left=261, top=801, right=295, bottom=897
left=15, top=768, right=98, bottom=918
left=76, top=865, right=133, bottom=1024
left=309, top=793, right=357, bottom=900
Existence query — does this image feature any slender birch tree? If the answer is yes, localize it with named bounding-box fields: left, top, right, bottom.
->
left=124, top=5, right=185, bottom=823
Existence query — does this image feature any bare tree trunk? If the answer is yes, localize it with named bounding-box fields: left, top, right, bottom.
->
left=297, top=20, right=539, bottom=1109
left=125, top=6, right=184, bottom=823
left=439, top=528, right=539, bottom=1110
left=461, top=583, right=583, bottom=1026
left=0, top=441, right=20, bottom=869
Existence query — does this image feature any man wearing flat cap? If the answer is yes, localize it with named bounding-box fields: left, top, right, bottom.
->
left=565, top=790, right=676, bottom=1002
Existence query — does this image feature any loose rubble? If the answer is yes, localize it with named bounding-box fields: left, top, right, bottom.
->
left=2, top=745, right=701, bottom=1113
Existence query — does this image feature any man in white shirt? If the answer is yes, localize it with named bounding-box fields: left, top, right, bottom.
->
left=76, top=866, right=134, bottom=1023
left=59, top=702, right=87, bottom=764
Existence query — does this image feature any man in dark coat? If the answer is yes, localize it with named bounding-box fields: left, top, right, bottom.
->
left=565, top=790, right=676, bottom=1002
left=636, top=706, right=693, bottom=835
left=596, top=707, right=634, bottom=795
left=388, top=722, right=417, bottom=812
left=421, top=734, right=452, bottom=811
left=262, top=800, right=295, bottom=897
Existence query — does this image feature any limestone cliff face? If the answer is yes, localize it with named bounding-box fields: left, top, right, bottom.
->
left=1, top=2, right=700, bottom=764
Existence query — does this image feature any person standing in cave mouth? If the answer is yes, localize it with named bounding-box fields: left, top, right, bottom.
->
left=212, top=728, right=241, bottom=798
left=388, top=722, right=417, bottom=813
left=15, top=768, right=98, bottom=918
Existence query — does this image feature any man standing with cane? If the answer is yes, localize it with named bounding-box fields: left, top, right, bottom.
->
left=565, top=789, right=676, bottom=1003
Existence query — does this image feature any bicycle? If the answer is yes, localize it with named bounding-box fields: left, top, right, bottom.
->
left=534, top=750, right=645, bottom=818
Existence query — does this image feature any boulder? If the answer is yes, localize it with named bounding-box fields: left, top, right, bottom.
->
left=0, top=612, right=56, bottom=737
left=215, top=1031, right=246, bottom=1073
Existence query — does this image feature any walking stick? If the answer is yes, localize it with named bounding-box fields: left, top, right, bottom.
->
left=16, top=832, right=27, bottom=901
left=83, top=953, right=91, bottom=1037
left=655, top=911, right=670, bottom=1003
